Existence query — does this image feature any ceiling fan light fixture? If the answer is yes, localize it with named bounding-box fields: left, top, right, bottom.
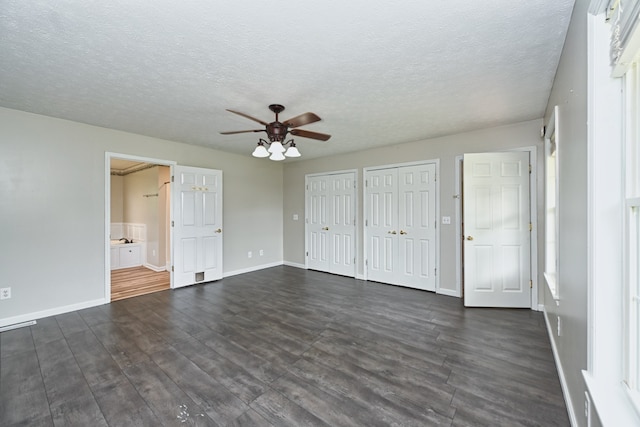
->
left=285, top=141, right=301, bottom=157
left=270, top=151, right=286, bottom=161
left=268, top=140, right=285, bottom=153
left=252, top=141, right=270, bottom=158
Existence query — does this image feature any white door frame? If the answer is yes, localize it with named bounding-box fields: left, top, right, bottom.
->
left=454, top=146, right=538, bottom=309
left=363, top=159, right=440, bottom=293
left=304, top=169, right=358, bottom=277
left=104, top=152, right=176, bottom=304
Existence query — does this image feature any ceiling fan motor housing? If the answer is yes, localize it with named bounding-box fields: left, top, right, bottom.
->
left=266, top=122, right=288, bottom=142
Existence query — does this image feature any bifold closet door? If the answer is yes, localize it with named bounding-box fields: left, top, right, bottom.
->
left=307, top=172, right=356, bottom=277
left=366, top=163, right=436, bottom=291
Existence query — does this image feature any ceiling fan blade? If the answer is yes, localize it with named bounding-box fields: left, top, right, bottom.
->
left=290, top=129, right=331, bottom=141
left=219, top=129, right=264, bottom=135
left=282, top=112, right=321, bottom=128
left=226, top=109, right=269, bottom=126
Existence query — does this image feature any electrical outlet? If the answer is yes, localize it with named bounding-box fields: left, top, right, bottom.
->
left=0, top=287, right=11, bottom=300
left=248, top=251, right=252, bottom=259
left=584, top=391, right=592, bottom=425
left=442, top=216, right=451, bottom=225
left=259, top=249, right=264, bottom=256
left=557, top=316, right=562, bottom=336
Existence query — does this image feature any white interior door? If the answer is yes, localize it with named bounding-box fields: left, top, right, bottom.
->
left=463, top=152, right=531, bottom=307
left=307, top=175, right=330, bottom=272
left=366, top=163, right=437, bottom=290
left=306, top=172, right=356, bottom=277
left=173, top=166, right=223, bottom=288
left=397, top=164, right=437, bottom=291
left=366, top=168, right=398, bottom=284
left=327, top=172, right=356, bottom=277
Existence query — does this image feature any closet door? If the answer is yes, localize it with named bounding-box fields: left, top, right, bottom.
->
left=366, top=163, right=437, bottom=291
left=366, top=168, right=399, bottom=284
left=397, top=164, right=437, bottom=291
left=306, top=171, right=356, bottom=277
left=307, top=175, right=330, bottom=271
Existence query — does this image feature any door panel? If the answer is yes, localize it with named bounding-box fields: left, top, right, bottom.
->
left=306, top=172, right=356, bottom=277
left=173, top=166, right=223, bottom=288
left=366, top=168, right=398, bottom=283
left=463, top=152, right=530, bottom=307
left=366, top=163, right=436, bottom=291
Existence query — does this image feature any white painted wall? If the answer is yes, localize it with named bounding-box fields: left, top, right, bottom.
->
left=110, top=175, right=124, bottom=222
left=283, top=119, right=545, bottom=297
left=543, top=1, right=590, bottom=425
left=0, top=107, right=283, bottom=326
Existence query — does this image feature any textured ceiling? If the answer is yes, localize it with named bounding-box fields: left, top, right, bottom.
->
left=0, top=1, right=575, bottom=161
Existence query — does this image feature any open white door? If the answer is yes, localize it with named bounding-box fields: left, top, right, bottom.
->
left=173, top=166, right=223, bottom=288
left=463, top=152, right=531, bottom=307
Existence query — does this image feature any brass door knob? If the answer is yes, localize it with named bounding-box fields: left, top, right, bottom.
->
left=400, top=230, right=407, bottom=235
left=215, top=228, right=222, bottom=233
left=466, top=236, right=474, bottom=241
left=388, top=230, right=397, bottom=235
left=322, top=227, right=329, bottom=231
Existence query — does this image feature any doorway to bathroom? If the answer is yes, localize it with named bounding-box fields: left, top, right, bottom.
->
left=107, top=153, right=175, bottom=301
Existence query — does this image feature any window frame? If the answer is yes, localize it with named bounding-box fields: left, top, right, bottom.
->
left=544, top=106, right=560, bottom=301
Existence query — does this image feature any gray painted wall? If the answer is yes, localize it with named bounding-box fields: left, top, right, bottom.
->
left=543, top=0, right=589, bottom=425
left=0, top=107, right=284, bottom=326
left=283, top=119, right=545, bottom=297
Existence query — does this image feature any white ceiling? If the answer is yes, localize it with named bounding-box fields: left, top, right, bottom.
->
left=0, top=1, right=575, bottom=161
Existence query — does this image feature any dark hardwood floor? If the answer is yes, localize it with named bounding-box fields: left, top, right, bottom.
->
left=0, top=266, right=569, bottom=426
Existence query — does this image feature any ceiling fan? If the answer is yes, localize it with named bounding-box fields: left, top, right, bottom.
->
left=220, top=104, right=331, bottom=143
left=220, top=104, right=331, bottom=161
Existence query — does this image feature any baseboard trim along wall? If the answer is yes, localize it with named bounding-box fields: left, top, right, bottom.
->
left=543, top=307, right=578, bottom=426
left=0, top=298, right=104, bottom=329
left=223, top=261, right=285, bottom=278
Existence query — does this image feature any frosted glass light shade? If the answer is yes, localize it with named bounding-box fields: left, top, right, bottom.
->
left=270, top=151, right=286, bottom=161
left=268, top=141, right=285, bottom=153
left=252, top=144, right=270, bottom=157
left=285, top=145, right=301, bottom=157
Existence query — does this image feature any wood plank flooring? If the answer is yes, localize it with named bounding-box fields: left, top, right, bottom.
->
left=111, top=266, right=170, bottom=301
left=0, top=266, right=570, bottom=426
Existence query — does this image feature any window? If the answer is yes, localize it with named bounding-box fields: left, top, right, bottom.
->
left=544, top=106, right=559, bottom=300
left=624, top=60, right=640, bottom=407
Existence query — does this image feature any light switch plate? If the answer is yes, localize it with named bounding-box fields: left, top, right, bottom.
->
left=442, top=216, right=451, bottom=224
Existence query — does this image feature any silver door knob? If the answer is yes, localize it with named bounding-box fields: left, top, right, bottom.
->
left=215, top=228, right=222, bottom=233
left=322, top=227, right=329, bottom=231
left=388, top=230, right=397, bottom=235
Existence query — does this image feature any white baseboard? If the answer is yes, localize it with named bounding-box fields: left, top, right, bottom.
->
left=283, top=261, right=306, bottom=269
left=437, top=288, right=461, bottom=297
left=144, top=263, right=166, bottom=272
left=223, top=261, right=284, bottom=278
left=543, top=307, right=579, bottom=427
left=0, top=298, right=105, bottom=329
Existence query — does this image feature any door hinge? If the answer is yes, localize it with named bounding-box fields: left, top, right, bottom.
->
left=435, top=268, right=437, bottom=276
left=530, top=280, right=533, bottom=289
left=365, top=180, right=368, bottom=187
left=171, top=265, right=174, bottom=272
left=529, top=222, right=532, bottom=231
left=306, top=251, right=308, bottom=257
left=171, top=220, right=174, bottom=227
left=529, top=164, right=532, bottom=174
left=365, top=219, right=368, bottom=226
left=365, top=259, right=368, bottom=267
left=171, top=175, right=174, bottom=182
